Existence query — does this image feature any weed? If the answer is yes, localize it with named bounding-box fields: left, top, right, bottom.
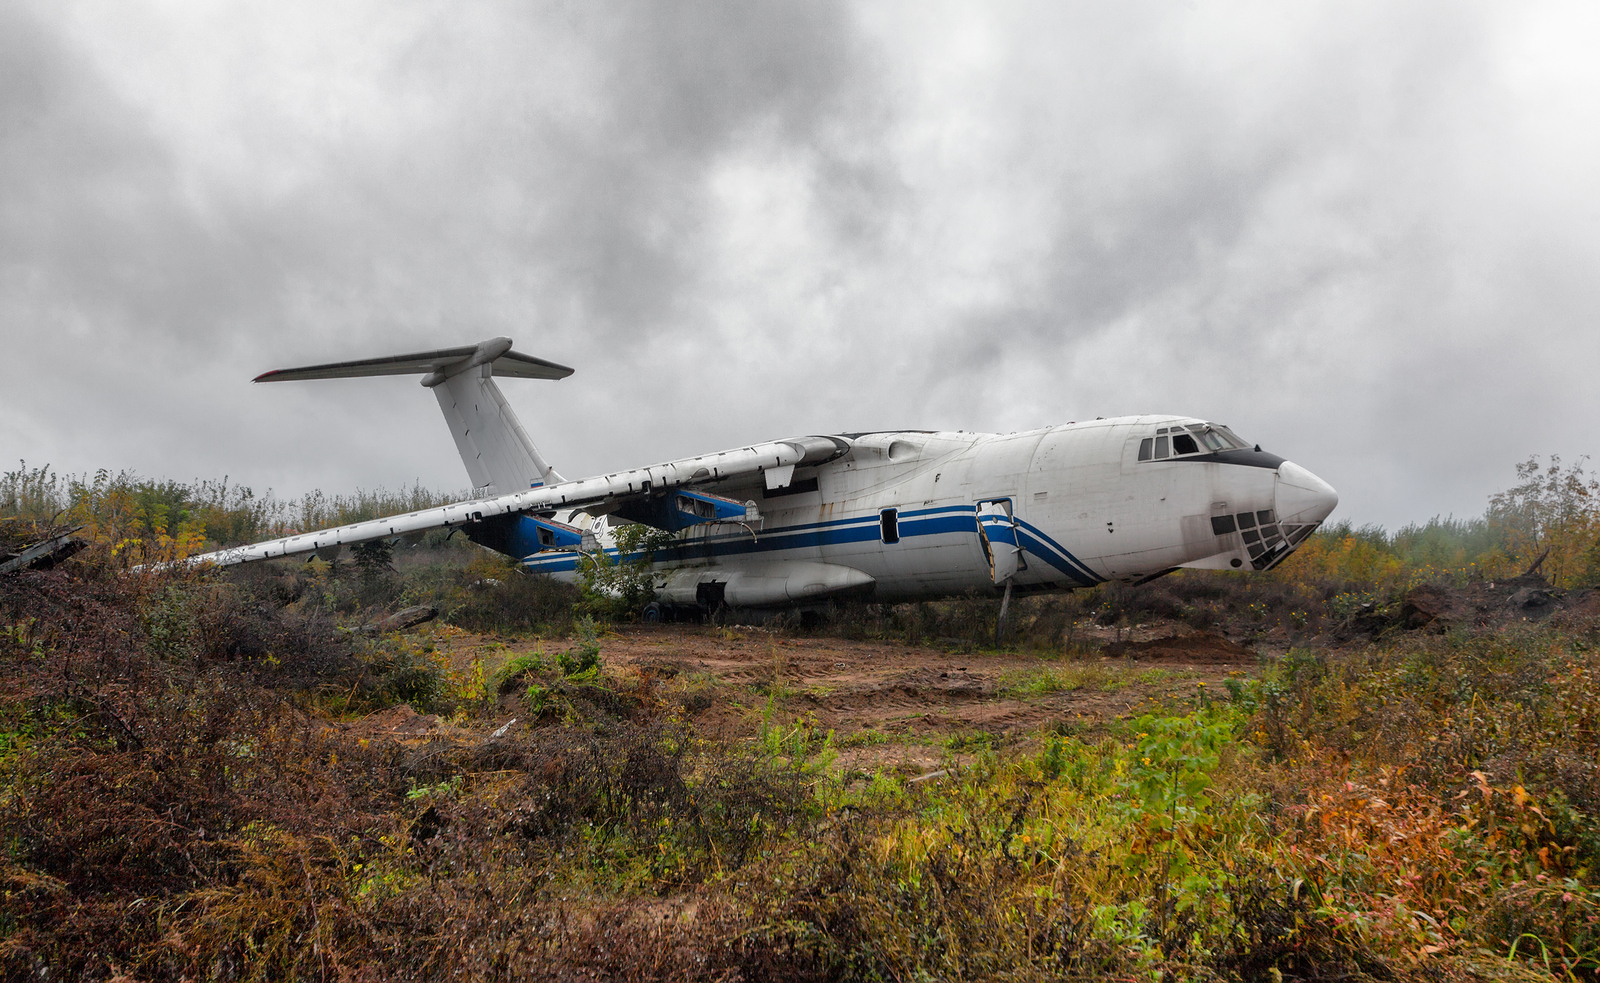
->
left=523, top=681, right=550, bottom=715
left=492, top=649, right=548, bottom=693
left=836, top=729, right=900, bottom=749
left=1001, top=662, right=1103, bottom=696
left=941, top=731, right=997, bottom=753
left=406, top=775, right=463, bottom=802
left=556, top=616, right=602, bottom=679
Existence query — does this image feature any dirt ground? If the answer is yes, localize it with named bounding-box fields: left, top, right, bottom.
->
left=368, top=620, right=1267, bottom=778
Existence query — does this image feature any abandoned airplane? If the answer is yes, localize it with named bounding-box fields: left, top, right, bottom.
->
left=181, top=337, right=1339, bottom=620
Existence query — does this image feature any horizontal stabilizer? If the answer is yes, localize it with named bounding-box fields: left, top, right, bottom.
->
left=253, top=338, right=573, bottom=385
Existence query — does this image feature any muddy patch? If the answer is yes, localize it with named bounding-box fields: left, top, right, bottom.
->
left=1101, top=632, right=1253, bottom=665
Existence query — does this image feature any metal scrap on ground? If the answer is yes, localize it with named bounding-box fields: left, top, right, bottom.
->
left=0, top=525, right=86, bottom=575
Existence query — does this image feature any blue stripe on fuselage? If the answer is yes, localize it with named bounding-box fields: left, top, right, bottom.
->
left=1013, top=517, right=1102, bottom=586
left=517, top=503, right=1105, bottom=587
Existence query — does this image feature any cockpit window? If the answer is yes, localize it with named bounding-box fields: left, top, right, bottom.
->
left=1211, top=424, right=1249, bottom=449
left=1138, top=422, right=1254, bottom=463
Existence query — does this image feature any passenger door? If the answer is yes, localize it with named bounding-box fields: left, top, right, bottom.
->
left=975, top=499, right=1026, bottom=584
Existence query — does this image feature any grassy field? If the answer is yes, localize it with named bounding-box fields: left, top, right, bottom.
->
left=3, top=459, right=1600, bottom=980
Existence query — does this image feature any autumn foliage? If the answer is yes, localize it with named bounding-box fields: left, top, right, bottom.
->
left=2, top=456, right=1600, bottom=980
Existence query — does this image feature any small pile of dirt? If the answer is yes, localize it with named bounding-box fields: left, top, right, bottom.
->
left=1102, top=633, right=1253, bottom=665
left=1399, top=584, right=1470, bottom=630
left=1390, top=576, right=1594, bottom=634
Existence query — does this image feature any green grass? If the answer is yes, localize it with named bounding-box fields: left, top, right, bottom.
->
left=999, top=661, right=1191, bottom=697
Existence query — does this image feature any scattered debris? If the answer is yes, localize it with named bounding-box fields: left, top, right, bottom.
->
left=1347, top=574, right=1596, bottom=638
left=0, top=525, right=86, bottom=575
left=360, top=604, right=438, bottom=635
left=1508, top=586, right=1554, bottom=611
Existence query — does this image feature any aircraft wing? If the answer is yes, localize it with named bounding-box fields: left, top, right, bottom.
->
left=179, top=435, right=848, bottom=568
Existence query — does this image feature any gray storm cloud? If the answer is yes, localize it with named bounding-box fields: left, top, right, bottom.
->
left=2, top=0, right=1597, bottom=530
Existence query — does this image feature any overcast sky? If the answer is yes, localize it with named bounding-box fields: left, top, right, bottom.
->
left=4, top=0, right=1598, bottom=530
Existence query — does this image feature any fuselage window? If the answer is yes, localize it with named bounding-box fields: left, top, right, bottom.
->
left=880, top=508, right=900, bottom=544
left=1172, top=433, right=1199, bottom=455
left=1138, top=438, right=1153, bottom=461
left=1153, top=435, right=1169, bottom=459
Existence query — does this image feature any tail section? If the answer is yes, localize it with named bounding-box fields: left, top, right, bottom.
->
left=255, top=337, right=573, bottom=496
left=433, top=361, right=566, bottom=493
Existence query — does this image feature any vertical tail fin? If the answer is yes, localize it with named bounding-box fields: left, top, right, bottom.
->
left=254, top=337, right=573, bottom=496
left=433, top=362, right=565, bottom=493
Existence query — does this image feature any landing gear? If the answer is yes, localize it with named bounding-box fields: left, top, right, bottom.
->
left=994, top=578, right=1014, bottom=647
left=639, top=601, right=707, bottom=624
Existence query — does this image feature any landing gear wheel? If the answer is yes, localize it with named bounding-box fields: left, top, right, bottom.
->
left=642, top=601, right=665, bottom=623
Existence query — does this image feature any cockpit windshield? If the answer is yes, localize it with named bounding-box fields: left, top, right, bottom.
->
left=1137, top=422, right=1251, bottom=462
left=1205, top=424, right=1250, bottom=450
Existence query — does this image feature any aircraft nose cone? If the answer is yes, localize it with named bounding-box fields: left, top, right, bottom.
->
left=1275, top=461, right=1338, bottom=525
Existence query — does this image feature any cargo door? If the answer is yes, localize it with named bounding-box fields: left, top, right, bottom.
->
left=975, top=499, right=1026, bottom=584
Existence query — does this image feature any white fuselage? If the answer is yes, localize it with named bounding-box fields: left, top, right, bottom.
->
left=522, top=415, right=1338, bottom=608
left=197, top=342, right=1337, bottom=606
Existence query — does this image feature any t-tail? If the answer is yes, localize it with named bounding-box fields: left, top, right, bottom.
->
left=254, top=337, right=572, bottom=496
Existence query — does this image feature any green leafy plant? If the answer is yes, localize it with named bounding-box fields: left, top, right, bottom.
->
left=556, top=616, right=602, bottom=679
left=576, top=522, right=671, bottom=620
